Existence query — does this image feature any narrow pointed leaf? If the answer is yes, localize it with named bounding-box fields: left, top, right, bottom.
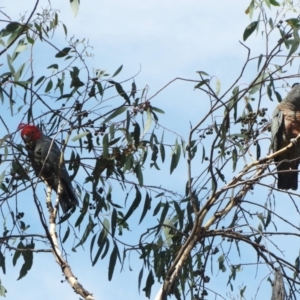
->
left=55, top=47, right=72, bottom=58
left=243, top=21, right=258, bottom=41
left=108, top=244, right=118, bottom=280
left=121, top=185, right=142, bottom=224
left=103, top=107, right=127, bottom=124
left=112, top=65, right=123, bottom=77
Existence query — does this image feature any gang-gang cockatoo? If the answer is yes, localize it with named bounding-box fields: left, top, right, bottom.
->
left=18, top=123, right=78, bottom=213
left=271, top=84, right=300, bottom=190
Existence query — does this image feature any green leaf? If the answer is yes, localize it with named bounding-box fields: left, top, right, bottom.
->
left=27, top=35, right=34, bottom=45
left=9, top=86, right=13, bottom=116
left=135, top=163, right=143, bottom=186
left=174, top=201, right=183, bottom=229
left=257, top=54, right=263, bottom=71
left=11, top=159, right=29, bottom=180
left=17, top=243, right=34, bottom=280
left=232, top=147, right=237, bottom=171
left=103, top=107, right=127, bottom=124
left=143, top=108, right=152, bottom=134
left=243, top=21, right=258, bottom=41
left=196, top=71, right=209, bottom=76
left=249, top=72, right=266, bottom=94
left=70, top=75, right=84, bottom=88
left=109, top=124, right=115, bottom=140
left=34, top=75, right=45, bottom=86
left=97, top=223, right=110, bottom=247
left=287, top=37, right=300, bottom=61
left=267, top=82, right=273, bottom=100
left=62, top=23, right=68, bottom=37
left=170, top=139, right=181, bottom=174
left=62, top=226, right=70, bottom=243
left=47, top=64, right=58, bottom=70
left=133, top=122, right=140, bottom=145
left=75, top=209, right=87, bottom=227
left=125, top=154, right=133, bottom=171
left=0, top=88, right=3, bottom=104
left=97, top=82, right=103, bottom=96
left=143, top=270, right=154, bottom=298
left=58, top=211, right=72, bottom=224
left=130, top=81, right=137, bottom=98
left=109, top=137, right=121, bottom=146
left=295, top=254, right=300, bottom=277
left=218, top=255, right=226, bottom=272
left=45, top=79, right=53, bottom=93
left=268, top=18, right=274, bottom=30
left=72, top=131, right=91, bottom=142
left=0, top=282, right=6, bottom=297
left=90, top=234, right=97, bottom=261
left=215, top=167, right=225, bottom=183
left=102, top=133, right=109, bottom=158
left=6, top=27, right=23, bottom=50
left=55, top=47, right=72, bottom=58
left=70, top=0, right=80, bottom=16
left=286, top=18, right=300, bottom=28
left=112, top=65, right=123, bottom=77
left=229, top=213, right=238, bottom=228
left=265, top=0, right=271, bottom=9
left=14, top=63, right=25, bottom=82
left=111, top=209, right=117, bottom=237
left=159, top=202, right=169, bottom=226
left=126, top=110, right=130, bottom=136
left=108, top=243, right=118, bottom=281
left=256, top=143, right=261, bottom=160
left=159, top=143, right=165, bottom=163
left=0, top=171, right=5, bottom=185
left=75, top=216, right=96, bottom=248
left=13, top=242, right=23, bottom=266
left=275, top=91, right=282, bottom=103
left=92, top=236, right=108, bottom=266
left=155, top=192, right=164, bottom=199
left=138, top=267, right=144, bottom=292
left=121, top=185, right=142, bottom=224
left=56, top=94, right=72, bottom=101
left=240, top=286, right=247, bottom=297
left=194, top=79, right=209, bottom=89
left=215, top=78, right=221, bottom=96
left=5, top=22, right=20, bottom=33
left=269, top=0, right=280, bottom=6
left=151, top=107, right=165, bottom=114
left=101, top=239, right=110, bottom=260
left=7, top=54, right=15, bottom=74
left=108, top=81, right=130, bottom=104
left=139, top=192, right=152, bottom=224
left=0, top=252, right=6, bottom=274
left=163, top=220, right=173, bottom=246
left=265, top=211, right=271, bottom=229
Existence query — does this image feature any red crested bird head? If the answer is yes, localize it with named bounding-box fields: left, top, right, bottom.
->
left=18, top=123, right=42, bottom=143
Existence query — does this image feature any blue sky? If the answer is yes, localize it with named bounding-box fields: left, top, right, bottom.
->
left=1, top=1, right=300, bottom=300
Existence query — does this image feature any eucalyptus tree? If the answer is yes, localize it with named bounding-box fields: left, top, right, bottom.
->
left=0, top=1, right=300, bottom=299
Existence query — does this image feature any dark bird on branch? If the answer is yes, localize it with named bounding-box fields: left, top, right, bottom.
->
left=271, top=83, right=300, bottom=190
left=18, top=123, right=78, bottom=213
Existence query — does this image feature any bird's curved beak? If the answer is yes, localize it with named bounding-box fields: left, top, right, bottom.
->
left=22, top=134, right=30, bottom=143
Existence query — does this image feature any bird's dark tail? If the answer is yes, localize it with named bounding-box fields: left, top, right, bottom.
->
left=277, top=172, right=298, bottom=190
left=60, top=178, right=79, bottom=213
left=275, top=155, right=299, bottom=190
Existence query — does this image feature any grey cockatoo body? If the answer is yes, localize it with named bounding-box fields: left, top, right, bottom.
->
left=271, top=84, right=300, bottom=190
left=19, top=124, right=78, bottom=213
